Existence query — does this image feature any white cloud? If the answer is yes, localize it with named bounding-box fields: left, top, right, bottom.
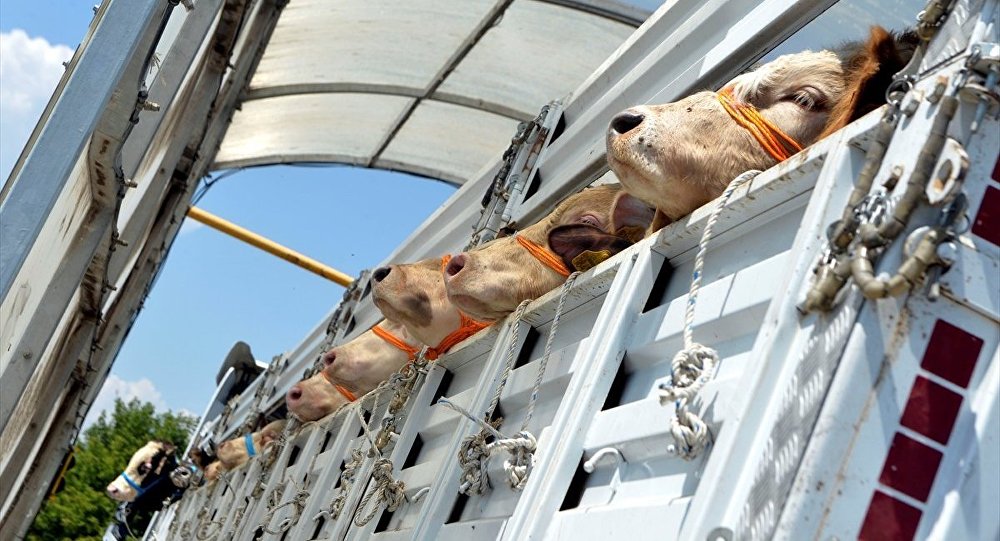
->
left=0, top=29, right=73, bottom=180
left=83, top=374, right=168, bottom=429
left=178, top=218, right=205, bottom=236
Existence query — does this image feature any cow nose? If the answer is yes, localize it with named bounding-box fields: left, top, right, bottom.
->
left=445, top=254, right=466, bottom=277
left=373, top=266, right=391, bottom=282
left=287, top=385, right=302, bottom=403
left=107, top=485, right=118, bottom=496
left=610, top=111, right=645, bottom=134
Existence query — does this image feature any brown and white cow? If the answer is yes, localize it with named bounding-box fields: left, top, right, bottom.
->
left=285, top=320, right=419, bottom=422
left=106, top=441, right=178, bottom=502
left=371, top=256, right=491, bottom=357
left=606, top=27, right=919, bottom=231
left=443, top=184, right=654, bottom=321
left=215, top=419, right=286, bottom=470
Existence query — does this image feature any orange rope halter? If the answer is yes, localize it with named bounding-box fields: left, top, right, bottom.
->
left=716, top=87, right=803, bottom=162
left=320, top=369, right=358, bottom=402
left=372, top=325, right=419, bottom=361
left=426, top=256, right=492, bottom=360
left=515, top=235, right=571, bottom=277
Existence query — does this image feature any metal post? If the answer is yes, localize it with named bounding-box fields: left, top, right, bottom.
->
left=186, top=206, right=354, bottom=287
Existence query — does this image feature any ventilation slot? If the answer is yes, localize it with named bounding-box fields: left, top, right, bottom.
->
left=523, top=169, right=543, bottom=202
left=309, top=516, right=326, bottom=540
left=374, top=508, right=394, bottom=533
left=356, top=409, right=372, bottom=437
left=333, top=460, right=346, bottom=489
left=559, top=454, right=590, bottom=511
left=429, top=369, right=455, bottom=407
left=286, top=445, right=302, bottom=467
left=446, top=493, right=470, bottom=524
left=402, top=435, right=424, bottom=470
left=320, top=430, right=333, bottom=453
left=513, top=327, right=542, bottom=370
left=642, top=257, right=674, bottom=313
left=549, top=113, right=566, bottom=144
left=601, top=357, right=630, bottom=411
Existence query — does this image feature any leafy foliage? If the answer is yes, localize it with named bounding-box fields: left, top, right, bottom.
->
left=26, top=398, right=196, bottom=541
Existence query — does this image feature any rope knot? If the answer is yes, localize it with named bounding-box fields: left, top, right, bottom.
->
left=496, top=431, right=537, bottom=491
left=660, top=343, right=719, bottom=404
left=456, top=431, right=492, bottom=495
left=354, top=458, right=406, bottom=526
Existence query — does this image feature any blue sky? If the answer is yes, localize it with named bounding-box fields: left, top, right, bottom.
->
left=0, top=2, right=455, bottom=422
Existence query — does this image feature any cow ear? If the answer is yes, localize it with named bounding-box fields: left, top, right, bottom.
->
left=611, top=191, right=655, bottom=242
left=548, top=224, right=634, bottom=272
left=821, top=26, right=920, bottom=137
left=260, top=432, right=276, bottom=447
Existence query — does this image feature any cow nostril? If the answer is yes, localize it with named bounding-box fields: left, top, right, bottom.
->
left=610, top=111, right=645, bottom=134
left=372, top=267, right=391, bottom=282
left=323, top=351, right=336, bottom=366
left=445, top=254, right=466, bottom=277
left=288, top=386, right=302, bottom=402
left=107, top=486, right=118, bottom=494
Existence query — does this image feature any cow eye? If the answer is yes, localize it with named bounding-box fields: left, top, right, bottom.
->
left=577, top=215, right=602, bottom=228
left=137, top=464, right=150, bottom=475
left=781, top=87, right=823, bottom=110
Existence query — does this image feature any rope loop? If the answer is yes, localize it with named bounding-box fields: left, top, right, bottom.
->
left=660, top=171, right=759, bottom=460
left=659, top=344, right=720, bottom=404
left=353, top=458, right=406, bottom=527
left=456, top=431, right=492, bottom=494
left=494, top=431, right=537, bottom=491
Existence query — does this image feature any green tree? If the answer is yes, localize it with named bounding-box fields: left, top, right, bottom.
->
left=26, top=398, right=197, bottom=541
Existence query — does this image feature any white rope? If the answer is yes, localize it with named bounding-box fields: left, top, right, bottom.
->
left=353, top=458, right=406, bottom=527
left=505, top=271, right=579, bottom=489
left=440, top=272, right=580, bottom=492
left=658, top=170, right=760, bottom=460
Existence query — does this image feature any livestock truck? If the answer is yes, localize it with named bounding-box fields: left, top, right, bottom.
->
left=0, top=0, right=997, bottom=540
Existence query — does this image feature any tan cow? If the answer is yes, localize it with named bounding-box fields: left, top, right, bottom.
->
left=203, top=461, right=222, bottom=483
left=215, top=419, right=286, bottom=470
left=443, top=184, right=654, bottom=321
left=606, top=27, right=919, bottom=231
left=285, top=320, right=419, bottom=422
left=371, top=256, right=490, bottom=358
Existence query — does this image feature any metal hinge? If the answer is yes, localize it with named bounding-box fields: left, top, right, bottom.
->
left=466, top=101, right=564, bottom=249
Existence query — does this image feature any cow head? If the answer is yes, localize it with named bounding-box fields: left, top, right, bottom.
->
left=106, top=441, right=177, bottom=502
left=607, top=26, right=918, bottom=228
left=216, top=420, right=285, bottom=469
left=203, top=461, right=223, bottom=483
left=286, top=321, right=416, bottom=422
left=372, top=256, right=486, bottom=349
left=443, top=184, right=654, bottom=321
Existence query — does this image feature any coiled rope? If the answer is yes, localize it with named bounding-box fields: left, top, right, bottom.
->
left=658, top=170, right=761, bottom=460
left=353, top=458, right=407, bottom=526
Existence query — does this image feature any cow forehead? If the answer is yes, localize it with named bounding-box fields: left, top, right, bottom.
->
left=550, top=185, right=620, bottom=222
left=126, top=441, right=164, bottom=471
left=727, top=50, right=843, bottom=102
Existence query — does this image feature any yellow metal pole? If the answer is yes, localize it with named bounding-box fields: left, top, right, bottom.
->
left=186, top=206, right=354, bottom=287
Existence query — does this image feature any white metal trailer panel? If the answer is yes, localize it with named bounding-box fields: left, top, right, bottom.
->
left=145, top=0, right=1000, bottom=535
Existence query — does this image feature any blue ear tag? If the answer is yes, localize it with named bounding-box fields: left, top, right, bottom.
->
left=121, top=471, right=145, bottom=495
left=244, top=433, right=256, bottom=457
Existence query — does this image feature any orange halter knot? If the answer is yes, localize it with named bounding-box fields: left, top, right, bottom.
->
left=515, top=235, right=571, bottom=277
left=320, top=369, right=358, bottom=402
left=716, top=87, right=803, bottom=162
left=425, top=255, right=492, bottom=360
left=372, top=325, right=419, bottom=361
